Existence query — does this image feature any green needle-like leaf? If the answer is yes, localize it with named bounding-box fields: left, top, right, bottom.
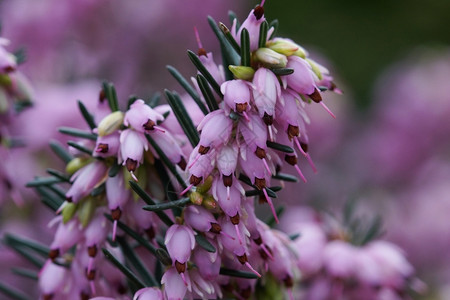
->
left=3, top=234, right=50, bottom=257
left=147, top=92, right=161, bottom=108
left=117, top=237, right=158, bottom=287
left=35, top=186, right=64, bottom=212
left=167, top=65, right=208, bottom=115
left=228, top=10, right=241, bottom=31
left=26, top=176, right=61, bottom=187
left=13, top=48, right=27, bottom=65
left=77, top=100, right=96, bottom=130
left=49, top=140, right=73, bottom=164
left=67, top=141, right=93, bottom=156
left=269, top=19, right=279, bottom=39
left=207, top=16, right=240, bottom=80
left=102, top=81, right=119, bottom=112
left=155, top=248, right=172, bottom=266
left=195, top=235, right=216, bottom=253
left=219, top=268, right=258, bottom=279
left=102, top=248, right=145, bottom=289
left=108, top=162, right=121, bottom=177
left=59, top=127, right=97, bottom=140
left=142, top=198, right=190, bottom=212
left=258, top=20, right=269, bottom=49
left=128, top=181, right=174, bottom=227
left=11, top=268, right=38, bottom=281
left=240, top=28, right=250, bottom=67
left=0, top=282, right=30, bottom=300
left=164, top=90, right=199, bottom=147
left=196, top=74, right=219, bottom=111
left=46, top=168, right=71, bottom=182
left=266, top=141, right=294, bottom=153
left=219, top=22, right=241, bottom=54
left=187, top=50, right=224, bottom=98
left=272, top=173, right=298, bottom=183
left=104, top=214, right=157, bottom=256
left=271, top=68, right=294, bottom=76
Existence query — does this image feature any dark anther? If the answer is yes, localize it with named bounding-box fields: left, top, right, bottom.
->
left=198, top=48, right=207, bottom=57
left=48, top=248, right=59, bottom=260
left=308, top=88, right=322, bottom=103
left=66, top=196, right=73, bottom=203
left=87, top=245, right=98, bottom=258
left=210, top=222, right=222, bottom=234
left=237, top=253, right=248, bottom=264
left=223, top=174, right=233, bottom=187
left=284, top=154, right=297, bottom=166
left=99, top=89, right=106, bottom=103
left=254, top=236, right=263, bottom=245
left=254, top=177, right=266, bottom=190
left=287, top=124, right=300, bottom=139
left=111, top=207, right=122, bottom=221
left=125, top=158, right=137, bottom=172
left=143, top=119, right=156, bottom=131
left=236, top=102, right=248, bottom=113
left=255, top=147, right=266, bottom=159
left=253, top=5, right=264, bottom=20
left=86, top=269, right=96, bottom=281
left=230, top=214, right=240, bottom=225
left=177, top=157, right=187, bottom=170
left=175, top=261, right=186, bottom=273
left=262, top=112, right=273, bottom=125
left=146, top=226, right=156, bottom=240
left=189, top=175, right=203, bottom=186
left=95, top=143, right=109, bottom=153
left=198, top=145, right=210, bottom=154
left=284, top=275, right=294, bottom=288
left=300, top=141, right=309, bottom=153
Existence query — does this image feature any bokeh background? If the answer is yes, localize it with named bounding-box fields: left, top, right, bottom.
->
left=1, top=0, right=450, bottom=299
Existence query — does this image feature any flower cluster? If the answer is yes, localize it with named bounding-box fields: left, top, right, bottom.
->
left=0, top=37, right=33, bottom=206
left=0, top=2, right=420, bottom=300
left=279, top=206, right=424, bottom=300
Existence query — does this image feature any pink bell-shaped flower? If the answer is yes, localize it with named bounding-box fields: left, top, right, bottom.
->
left=221, top=79, right=251, bottom=115
left=66, top=161, right=108, bottom=203
left=124, top=99, right=164, bottom=132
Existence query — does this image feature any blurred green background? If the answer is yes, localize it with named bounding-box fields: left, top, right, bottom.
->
left=263, top=0, right=450, bottom=109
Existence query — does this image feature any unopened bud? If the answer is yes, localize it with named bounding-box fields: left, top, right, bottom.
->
left=266, top=38, right=302, bottom=57
left=189, top=191, right=203, bottom=205
left=65, top=157, right=90, bottom=175
left=97, top=111, right=124, bottom=136
left=203, top=195, right=218, bottom=211
left=196, top=175, right=213, bottom=194
left=254, top=48, right=287, bottom=68
left=78, top=197, right=96, bottom=227
left=62, top=202, right=78, bottom=224
left=229, top=65, right=255, bottom=80
left=0, top=74, right=12, bottom=87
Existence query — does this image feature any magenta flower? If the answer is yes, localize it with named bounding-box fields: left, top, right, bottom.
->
left=252, top=67, right=281, bottom=124
left=133, top=287, right=164, bottom=300
left=124, top=99, right=164, bottom=133
left=161, top=267, right=190, bottom=300
left=285, top=56, right=317, bottom=96
left=65, top=161, right=108, bottom=203
left=196, top=109, right=233, bottom=154
left=221, top=79, right=252, bottom=115
left=93, top=132, right=120, bottom=158
left=119, top=129, right=148, bottom=180
left=165, top=224, right=196, bottom=280
left=232, top=2, right=273, bottom=52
